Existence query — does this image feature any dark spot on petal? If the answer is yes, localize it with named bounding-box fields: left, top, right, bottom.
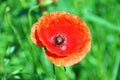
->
left=52, top=34, right=66, bottom=47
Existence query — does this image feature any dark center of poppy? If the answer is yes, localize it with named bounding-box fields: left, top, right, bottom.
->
left=52, top=34, right=66, bottom=46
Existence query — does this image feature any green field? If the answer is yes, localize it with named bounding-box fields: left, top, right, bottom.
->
left=0, top=0, right=120, bottom=80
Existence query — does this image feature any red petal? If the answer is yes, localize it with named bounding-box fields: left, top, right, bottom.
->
left=30, top=22, right=44, bottom=47
left=46, top=42, right=91, bottom=66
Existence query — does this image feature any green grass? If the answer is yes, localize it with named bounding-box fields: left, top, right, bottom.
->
left=0, top=0, right=120, bottom=80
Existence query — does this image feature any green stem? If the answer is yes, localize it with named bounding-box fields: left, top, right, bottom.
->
left=111, top=53, right=120, bottom=80
left=28, top=4, right=41, bottom=27
left=5, top=15, right=23, bottom=48
left=64, top=67, right=66, bottom=72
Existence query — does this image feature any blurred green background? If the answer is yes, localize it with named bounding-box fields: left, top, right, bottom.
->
left=0, top=0, right=120, bottom=80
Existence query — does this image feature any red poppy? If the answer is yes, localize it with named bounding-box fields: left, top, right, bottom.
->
left=30, top=12, right=91, bottom=66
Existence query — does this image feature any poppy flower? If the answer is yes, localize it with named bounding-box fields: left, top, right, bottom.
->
left=30, top=12, right=91, bottom=66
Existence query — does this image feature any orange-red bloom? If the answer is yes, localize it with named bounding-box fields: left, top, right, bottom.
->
left=30, top=12, right=91, bottom=66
